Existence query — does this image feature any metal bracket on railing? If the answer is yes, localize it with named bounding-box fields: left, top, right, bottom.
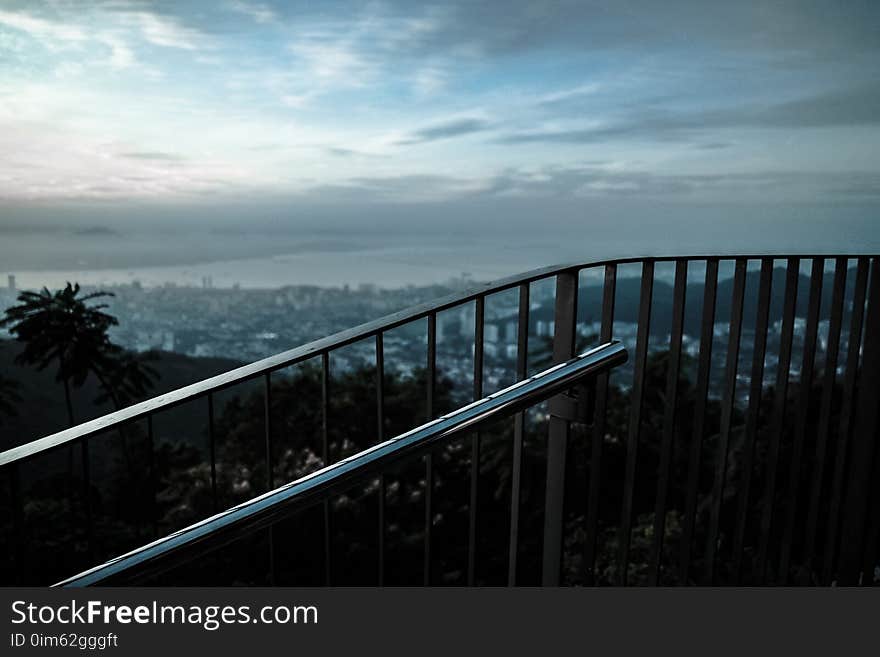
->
left=548, top=381, right=595, bottom=425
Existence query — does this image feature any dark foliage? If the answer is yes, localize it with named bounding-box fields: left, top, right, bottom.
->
left=1, top=283, right=158, bottom=425
left=1, top=344, right=858, bottom=587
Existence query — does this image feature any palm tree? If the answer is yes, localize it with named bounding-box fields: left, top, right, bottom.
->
left=92, top=349, right=159, bottom=409
left=0, top=373, right=20, bottom=425
left=0, top=282, right=156, bottom=425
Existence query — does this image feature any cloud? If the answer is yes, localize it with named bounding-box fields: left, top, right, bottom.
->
left=324, top=147, right=385, bottom=159
left=280, top=91, right=318, bottom=109
left=536, top=83, right=602, bottom=106
left=288, top=40, right=375, bottom=85
left=72, top=225, right=121, bottom=236
left=100, top=35, right=135, bottom=69
left=270, top=6, right=450, bottom=102
left=750, top=82, right=880, bottom=128
left=226, top=1, right=277, bottom=24
left=364, top=0, right=880, bottom=62
left=325, top=147, right=359, bottom=157
left=397, top=117, right=492, bottom=145
left=292, top=165, right=880, bottom=205
left=303, top=174, right=488, bottom=202
left=497, top=82, right=880, bottom=145
left=0, top=1, right=878, bottom=207
left=0, top=9, right=87, bottom=44
left=477, top=165, right=880, bottom=202
left=411, top=66, right=448, bottom=97
left=132, top=11, right=207, bottom=50
left=0, top=8, right=138, bottom=71
left=119, top=151, right=186, bottom=162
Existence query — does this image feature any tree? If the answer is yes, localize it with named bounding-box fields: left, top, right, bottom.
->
left=92, top=349, right=159, bottom=410
left=0, top=372, right=20, bottom=424
left=0, top=282, right=157, bottom=425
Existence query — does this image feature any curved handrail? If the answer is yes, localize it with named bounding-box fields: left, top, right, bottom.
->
left=56, top=340, right=627, bottom=586
left=0, top=251, right=873, bottom=467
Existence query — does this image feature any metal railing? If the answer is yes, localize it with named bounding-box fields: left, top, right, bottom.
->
left=56, top=342, right=627, bottom=586
left=2, top=253, right=879, bottom=586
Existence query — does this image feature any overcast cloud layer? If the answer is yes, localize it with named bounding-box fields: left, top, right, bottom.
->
left=0, top=0, right=878, bottom=234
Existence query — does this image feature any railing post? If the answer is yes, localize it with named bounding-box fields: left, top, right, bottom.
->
left=681, top=258, right=719, bottom=584
left=375, top=332, right=386, bottom=586
left=468, top=296, right=484, bottom=586
left=10, top=462, right=24, bottom=585
left=82, top=438, right=93, bottom=564
left=424, top=314, right=436, bottom=586
left=207, top=393, right=218, bottom=514
left=264, top=372, right=275, bottom=585
left=321, top=351, right=332, bottom=586
left=823, top=259, right=869, bottom=583
left=650, top=259, right=687, bottom=585
left=584, top=264, right=616, bottom=585
left=838, top=258, right=880, bottom=585
left=147, top=415, right=159, bottom=539
left=541, top=270, right=578, bottom=586
left=618, top=260, right=653, bottom=585
left=508, top=283, right=530, bottom=586
left=705, top=258, right=746, bottom=584
left=732, top=258, right=773, bottom=583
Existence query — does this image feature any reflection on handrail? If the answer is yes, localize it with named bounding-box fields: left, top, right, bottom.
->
left=56, top=340, right=627, bottom=587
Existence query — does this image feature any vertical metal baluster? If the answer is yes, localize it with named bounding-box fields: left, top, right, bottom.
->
left=147, top=414, right=159, bottom=538
left=468, top=297, right=484, bottom=586
left=10, top=462, right=24, bottom=584
left=264, top=372, right=275, bottom=585
left=617, top=260, right=654, bottom=585
left=508, top=282, right=529, bottom=586
left=265, top=373, right=274, bottom=489
left=321, top=351, right=331, bottom=586
left=838, top=258, right=880, bottom=585
left=680, top=258, right=718, bottom=585
left=803, top=258, right=846, bottom=578
left=541, top=270, right=578, bottom=586
left=732, top=258, right=773, bottom=583
left=208, top=393, right=217, bottom=514
left=756, top=258, right=799, bottom=583
left=584, top=264, right=616, bottom=585
left=704, top=258, right=747, bottom=584
left=823, top=258, right=869, bottom=584
left=860, top=270, right=880, bottom=585
left=424, top=313, right=436, bottom=586
left=779, top=258, right=824, bottom=582
left=375, top=332, right=385, bottom=586
left=649, top=259, right=687, bottom=585
left=82, top=438, right=93, bottom=562
left=860, top=461, right=880, bottom=584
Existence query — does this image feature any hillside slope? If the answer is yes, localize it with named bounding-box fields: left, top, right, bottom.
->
left=0, top=340, right=243, bottom=450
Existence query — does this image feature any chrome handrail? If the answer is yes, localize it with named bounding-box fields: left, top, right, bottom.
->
left=56, top=340, right=627, bottom=586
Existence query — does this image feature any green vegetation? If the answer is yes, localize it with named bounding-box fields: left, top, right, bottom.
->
left=0, top=281, right=855, bottom=587
left=1, top=283, right=157, bottom=426
left=0, top=371, right=19, bottom=425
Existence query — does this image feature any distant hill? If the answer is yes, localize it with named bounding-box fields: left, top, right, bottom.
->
left=529, top=265, right=859, bottom=336
left=0, top=340, right=243, bottom=451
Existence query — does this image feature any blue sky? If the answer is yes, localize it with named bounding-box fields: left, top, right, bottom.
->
left=0, top=0, right=878, bottom=211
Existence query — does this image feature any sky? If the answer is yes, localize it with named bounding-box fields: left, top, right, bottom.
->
left=0, top=1, right=878, bottom=281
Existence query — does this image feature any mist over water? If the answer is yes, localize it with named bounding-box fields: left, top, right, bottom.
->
left=2, top=200, right=877, bottom=289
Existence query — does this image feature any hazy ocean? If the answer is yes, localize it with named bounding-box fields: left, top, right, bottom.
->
left=2, top=203, right=877, bottom=289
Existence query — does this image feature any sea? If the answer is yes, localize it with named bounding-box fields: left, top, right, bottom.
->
left=2, top=202, right=877, bottom=289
